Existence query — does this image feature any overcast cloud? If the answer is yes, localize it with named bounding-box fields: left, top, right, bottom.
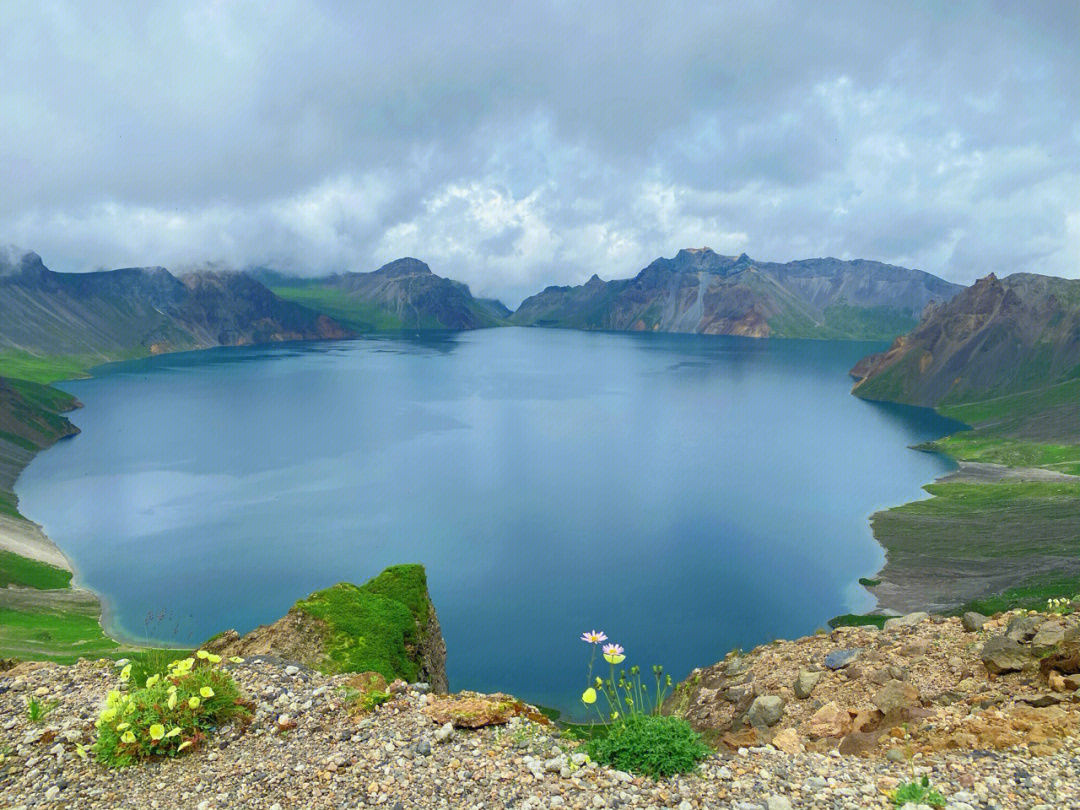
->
left=2, top=1, right=1077, bottom=305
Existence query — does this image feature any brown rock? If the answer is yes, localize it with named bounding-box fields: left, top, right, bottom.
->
left=807, top=701, right=850, bottom=739
left=771, top=727, right=803, bottom=755
left=873, top=680, right=920, bottom=715
left=422, top=692, right=549, bottom=729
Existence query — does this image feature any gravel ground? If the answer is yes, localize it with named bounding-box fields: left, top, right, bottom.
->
left=1, top=656, right=1077, bottom=809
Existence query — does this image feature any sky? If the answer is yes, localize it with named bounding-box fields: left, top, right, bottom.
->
left=2, top=1, right=1077, bottom=306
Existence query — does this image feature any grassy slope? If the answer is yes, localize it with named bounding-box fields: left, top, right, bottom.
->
left=864, top=379, right=1080, bottom=614
left=770, top=304, right=917, bottom=341
left=270, top=285, right=410, bottom=331
left=0, top=355, right=128, bottom=660
left=294, top=564, right=431, bottom=681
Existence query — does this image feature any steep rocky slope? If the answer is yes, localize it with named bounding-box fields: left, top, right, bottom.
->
left=851, top=273, right=1080, bottom=408
left=0, top=247, right=352, bottom=364
left=512, top=248, right=961, bottom=340
left=262, top=258, right=510, bottom=331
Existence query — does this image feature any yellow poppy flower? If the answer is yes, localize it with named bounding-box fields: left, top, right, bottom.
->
left=167, top=692, right=177, bottom=710
left=116, top=722, right=130, bottom=731
left=200, top=686, right=215, bottom=698
left=196, top=650, right=210, bottom=660
left=120, top=731, right=136, bottom=744
left=188, top=697, right=200, bottom=709
left=177, top=740, right=192, bottom=751
left=119, top=664, right=132, bottom=682
left=149, top=724, right=166, bottom=741
left=100, top=708, right=117, bottom=723
left=145, top=675, right=160, bottom=688
left=581, top=688, right=597, bottom=704
left=229, top=656, right=244, bottom=664
left=166, top=727, right=182, bottom=738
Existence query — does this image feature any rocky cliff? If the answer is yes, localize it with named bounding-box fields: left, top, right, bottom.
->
left=205, top=564, right=448, bottom=692
left=511, top=248, right=961, bottom=340
left=851, top=272, right=1080, bottom=408
left=0, top=247, right=353, bottom=362
left=262, top=258, right=510, bottom=331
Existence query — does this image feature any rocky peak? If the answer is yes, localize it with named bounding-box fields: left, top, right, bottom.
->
left=374, top=257, right=433, bottom=278
left=0, top=247, right=50, bottom=283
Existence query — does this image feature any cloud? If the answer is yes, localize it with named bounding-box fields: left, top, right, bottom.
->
left=1, top=1, right=1077, bottom=304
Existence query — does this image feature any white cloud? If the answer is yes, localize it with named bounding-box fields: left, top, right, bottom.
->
left=0, top=0, right=1076, bottom=302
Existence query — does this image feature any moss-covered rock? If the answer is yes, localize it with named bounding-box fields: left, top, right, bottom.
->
left=204, top=564, right=448, bottom=691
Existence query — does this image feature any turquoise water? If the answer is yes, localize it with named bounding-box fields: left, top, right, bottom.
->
left=17, top=328, right=960, bottom=714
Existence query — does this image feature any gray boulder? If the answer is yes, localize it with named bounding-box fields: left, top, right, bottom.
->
left=745, top=695, right=785, bottom=728
left=824, top=648, right=862, bottom=670
left=794, top=669, right=822, bottom=699
left=1005, top=615, right=1042, bottom=642
left=883, top=612, right=929, bottom=631
left=1031, top=622, right=1065, bottom=654
left=981, top=636, right=1032, bottom=674
left=961, top=612, right=988, bottom=632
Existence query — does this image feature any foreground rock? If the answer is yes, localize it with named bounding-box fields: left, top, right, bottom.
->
left=668, top=608, right=1080, bottom=759
left=205, top=564, right=448, bottom=692
left=4, top=656, right=1080, bottom=809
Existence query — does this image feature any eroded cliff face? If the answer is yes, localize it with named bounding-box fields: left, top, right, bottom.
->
left=205, top=564, right=449, bottom=693
left=851, top=273, right=1080, bottom=407
left=511, top=248, right=961, bottom=339
left=0, top=247, right=353, bottom=360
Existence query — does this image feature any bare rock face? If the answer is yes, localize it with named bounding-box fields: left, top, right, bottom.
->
left=981, top=636, right=1032, bottom=675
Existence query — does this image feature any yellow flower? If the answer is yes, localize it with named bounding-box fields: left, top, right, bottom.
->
left=207, top=653, right=222, bottom=664
left=106, top=690, right=122, bottom=707
left=581, top=688, right=597, bottom=705
left=100, top=708, right=117, bottom=723
left=177, top=740, right=192, bottom=752
left=145, top=675, right=160, bottom=688
left=188, top=697, right=200, bottom=709
left=199, top=686, right=215, bottom=699
left=229, top=656, right=244, bottom=664
left=116, top=722, right=130, bottom=731
left=120, top=730, right=137, bottom=744
left=167, top=685, right=177, bottom=694
left=196, top=650, right=210, bottom=660
left=167, top=692, right=177, bottom=710
left=149, top=724, right=166, bottom=741
left=166, top=727, right=182, bottom=738
left=176, top=658, right=195, bottom=671
left=119, top=664, right=132, bottom=682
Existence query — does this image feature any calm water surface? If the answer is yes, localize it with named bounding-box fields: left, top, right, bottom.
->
left=17, top=328, right=960, bottom=714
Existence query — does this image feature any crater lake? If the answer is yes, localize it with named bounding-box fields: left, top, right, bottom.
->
left=16, top=328, right=961, bottom=714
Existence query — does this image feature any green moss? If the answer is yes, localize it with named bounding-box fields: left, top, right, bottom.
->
left=957, top=574, right=1080, bottom=616
left=294, top=564, right=431, bottom=682
left=827, top=613, right=890, bottom=629
left=0, top=551, right=72, bottom=590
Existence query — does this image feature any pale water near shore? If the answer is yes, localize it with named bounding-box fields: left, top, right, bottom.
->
left=17, top=328, right=961, bottom=714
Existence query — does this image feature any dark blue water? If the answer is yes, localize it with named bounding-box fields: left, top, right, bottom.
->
left=17, top=328, right=960, bottom=714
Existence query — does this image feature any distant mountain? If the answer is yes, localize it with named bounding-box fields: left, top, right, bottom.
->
left=257, top=258, right=510, bottom=331
left=0, top=247, right=352, bottom=362
left=511, top=248, right=962, bottom=340
left=851, top=273, right=1080, bottom=408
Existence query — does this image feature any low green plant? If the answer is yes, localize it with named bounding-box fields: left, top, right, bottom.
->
left=576, top=629, right=709, bottom=777
left=891, top=775, right=946, bottom=808
left=26, top=697, right=60, bottom=724
left=358, top=689, right=392, bottom=713
left=93, top=650, right=251, bottom=768
left=586, top=714, right=711, bottom=778
left=1047, top=597, right=1075, bottom=616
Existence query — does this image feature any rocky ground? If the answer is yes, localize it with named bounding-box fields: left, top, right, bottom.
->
left=2, top=609, right=1080, bottom=809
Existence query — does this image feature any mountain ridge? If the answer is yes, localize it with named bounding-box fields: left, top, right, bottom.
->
left=511, top=248, right=962, bottom=340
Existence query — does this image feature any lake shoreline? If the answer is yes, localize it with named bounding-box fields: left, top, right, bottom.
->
left=4, top=331, right=964, bottom=681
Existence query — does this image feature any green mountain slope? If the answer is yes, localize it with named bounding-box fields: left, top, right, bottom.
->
left=259, top=258, right=510, bottom=331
